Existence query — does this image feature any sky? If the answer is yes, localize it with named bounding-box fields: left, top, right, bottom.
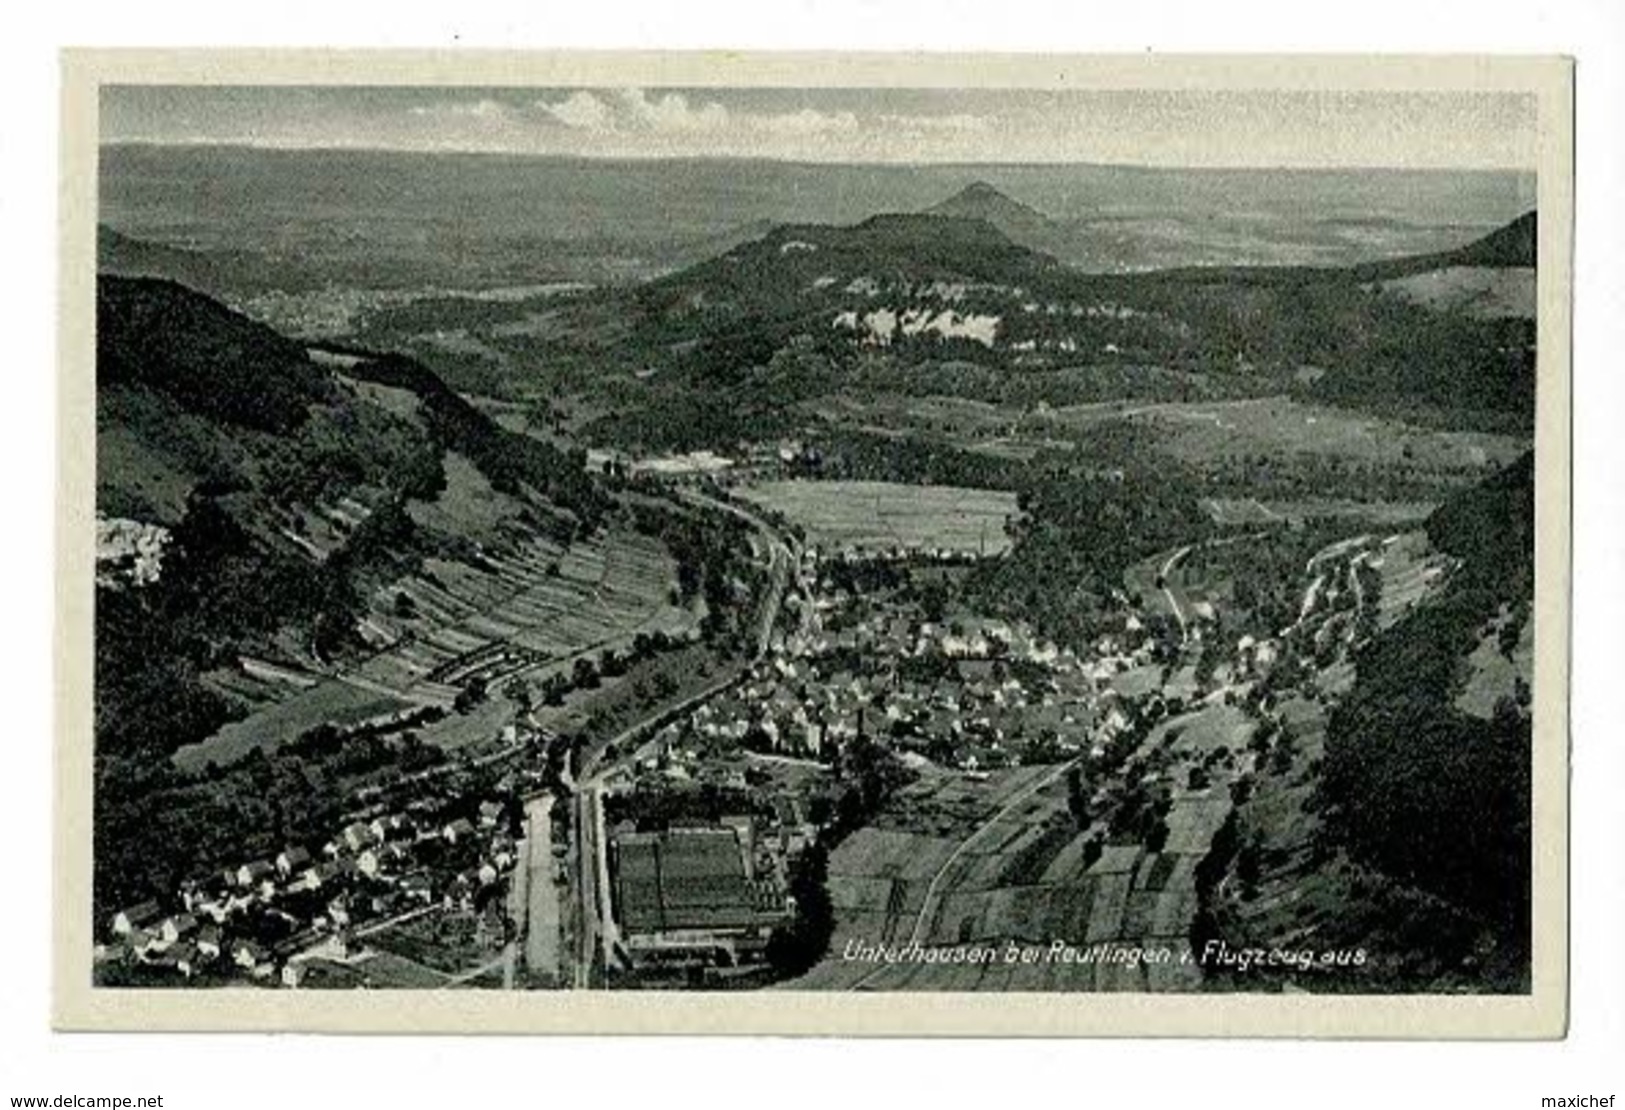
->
left=99, top=86, right=1538, bottom=170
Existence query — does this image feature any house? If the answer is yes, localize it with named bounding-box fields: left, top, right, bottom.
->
left=195, top=896, right=230, bottom=924
left=442, top=818, right=476, bottom=844
left=158, top=913, right=198, bottom=947
left=111, top=899, right=161, bottom=937
left=232, top=940, right=267, bottom=970
left=275, top=847, right=312, bottom=878
left=300, top=857, right=356, bottom=893
left=477, top=800, right=505, bottom=828
left=368, top=813, right=413, bottom=842
left=196, top=925, right=223, bottom=960
left=125, top=927, right=156, bottom=957
left=357, top=843, right=408, bottom=879
left=341, top=821, right=378, bottom=853
left=171, top=941, right=201, bottom=979
left=236, top=860, right=275, bottom=889
left=180, top=879, right=219, bottom=912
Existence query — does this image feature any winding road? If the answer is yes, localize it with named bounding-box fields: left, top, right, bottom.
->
left=1158, top=545, right=1195, bottom=642
left=562, top=486, right=804, bottom=988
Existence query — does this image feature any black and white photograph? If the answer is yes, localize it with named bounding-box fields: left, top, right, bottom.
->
left=54, top=50, right=1572, bottom=1036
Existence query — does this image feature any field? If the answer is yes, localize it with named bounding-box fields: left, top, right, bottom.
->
left=1201, top=497, right=1436, bottom=527
left=352, top=524, right=688, bottom=699
left=1455, top=607, right=1534, bottom=720
left=178, top=519, right=689, bottom=770
left=735, top=480, right=1017, bottom=556
left=173, top=680, right=417, bottom=773
left=789, top=695, right=1259, bottom=992
left=823, top=393, right=1528, bottom=483
left=787, top=766, right=1056, bottom=990
left=1148, top=704, right=1257, bottom=758
left=364, top=908, right=501, bottom=977
left=1368, top=531, right=1452, bottom=630
left=1066, top=397, right=1527, bottom=473
left=1380, top=265, right=1536, bottom=320
left=1202, top=694, right=1376, bottom=988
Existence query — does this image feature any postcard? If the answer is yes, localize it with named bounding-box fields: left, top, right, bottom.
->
left=56, top=49, right=1572, bottom=1036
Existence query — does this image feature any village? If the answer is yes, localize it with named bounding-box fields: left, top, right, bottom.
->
left=577, top=519, right=1314, bottom=985
left=98, top=475, right=1372, bottom=991
left=99, top=729, right=556, bottom=987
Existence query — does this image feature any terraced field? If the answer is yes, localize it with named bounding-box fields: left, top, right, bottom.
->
left=791, top=704, right=1247, bottom=992
left=352, top=526, right=686, bottom=701
left=178, top=522, right=687, bottom=770
left=1368, top=531, right=1453, bottom=630
left=1201, top=497, right=1436, bottom=527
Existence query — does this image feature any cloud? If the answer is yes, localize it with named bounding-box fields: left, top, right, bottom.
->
left=879, top=112, right=989, bottom=134
left=748, top=107, right=863, bottom=137
left=615, top=88, right=729, bottom=132
left=532, top=88, right=729, bottom=133
left=409, top=98, right=511, bottom=121
left=421, top=90, right=991, bottom=158
left=536, top=91, right=613, bottom=131
left=530, top=88, right=869, bottom=140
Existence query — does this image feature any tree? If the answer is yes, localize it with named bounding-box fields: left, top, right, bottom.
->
left=766, top=843, right=834, bottom=978
left=1144, top=817, right=1169, bottom=853
left=541, top=674, right=569, bottom=706
left=453, top=676, right=488, bottom=714
left=502, top=677, right=532, bottom=712
left=1066, top=765, right=1090, bottom=827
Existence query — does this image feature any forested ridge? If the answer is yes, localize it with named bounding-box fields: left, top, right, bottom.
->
left=1321, top=452, right=1535, bottom=966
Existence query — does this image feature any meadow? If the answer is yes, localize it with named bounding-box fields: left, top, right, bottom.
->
left=735, top=480, right=1017, bottom=556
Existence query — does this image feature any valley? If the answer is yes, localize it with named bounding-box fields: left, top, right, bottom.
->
left=92, top=166, right=1537, bottom=996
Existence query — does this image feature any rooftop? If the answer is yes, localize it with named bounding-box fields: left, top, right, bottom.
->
left=612, top=828, right=782, bottom=934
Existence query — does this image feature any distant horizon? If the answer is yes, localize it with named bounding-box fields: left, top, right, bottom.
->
left=99, top=86, right=1539, bottom=172
left=97, top=137, right=1540, bottom=178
